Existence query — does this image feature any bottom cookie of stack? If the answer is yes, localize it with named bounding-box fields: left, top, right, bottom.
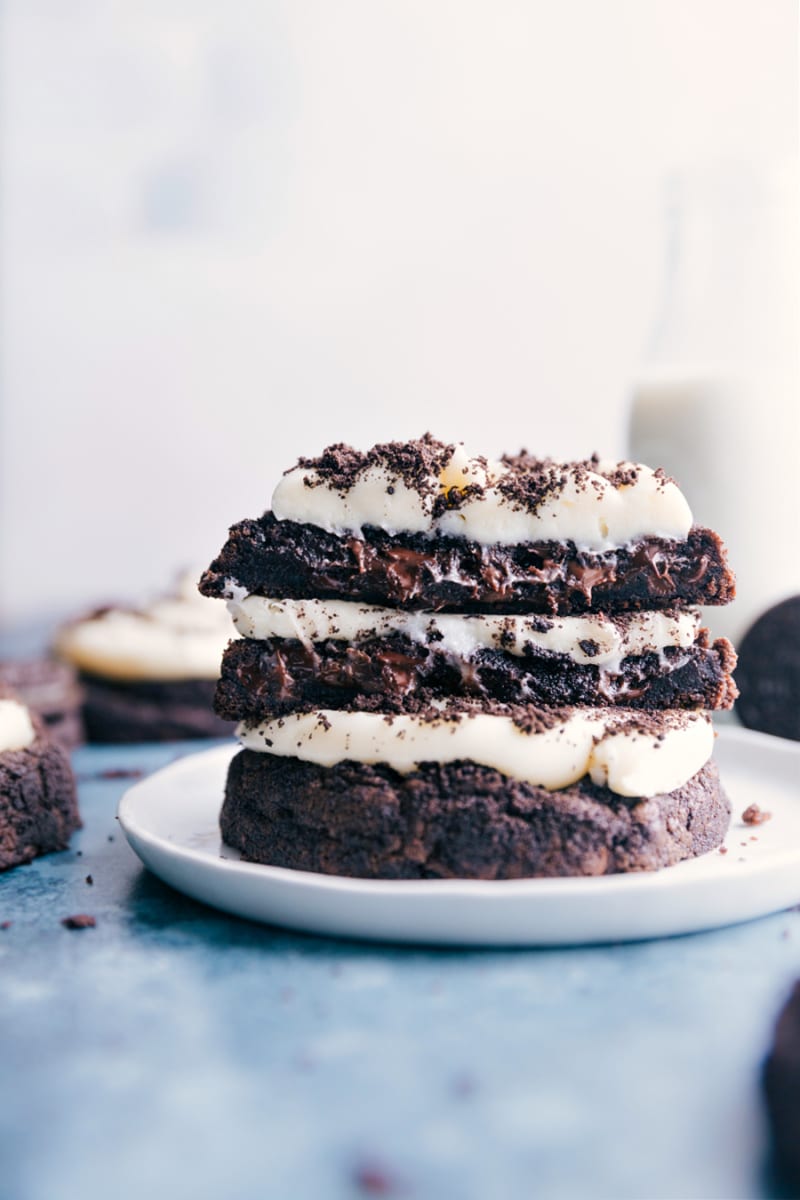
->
left=221, top=706, right=730, bottom=880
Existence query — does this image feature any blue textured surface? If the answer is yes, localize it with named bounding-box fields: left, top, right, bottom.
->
left=1, top=740, right=798, bottom=1200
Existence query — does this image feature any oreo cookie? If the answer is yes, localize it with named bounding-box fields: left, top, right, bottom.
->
left=735, top=596, right=800, bottom=740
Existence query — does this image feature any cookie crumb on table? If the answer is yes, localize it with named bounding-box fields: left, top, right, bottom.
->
left=61, top=914, right=96, bottom=930
left=352, top=1161, right=400, bottom=1196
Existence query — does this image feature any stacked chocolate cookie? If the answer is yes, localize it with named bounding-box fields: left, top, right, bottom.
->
left=200, top=436, right=737, bottom=879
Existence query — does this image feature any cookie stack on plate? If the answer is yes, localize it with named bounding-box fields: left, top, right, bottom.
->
left=200, top=435, right=737, bottom=879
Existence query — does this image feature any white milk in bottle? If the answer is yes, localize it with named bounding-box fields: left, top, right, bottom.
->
left=628, top=164, right=800, bottom=646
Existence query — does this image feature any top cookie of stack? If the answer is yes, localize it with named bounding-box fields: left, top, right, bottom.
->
left=200, top=435, right=736, bottom=880
left=202, top=435, right=736, bottom=719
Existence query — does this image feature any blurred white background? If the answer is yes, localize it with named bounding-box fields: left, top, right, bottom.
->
left=1, top=0, right=797, bottom=624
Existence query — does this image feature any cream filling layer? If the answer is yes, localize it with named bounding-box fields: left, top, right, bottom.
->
left=56, top=573, right=236, bottom=682
left=228, top=596, right=701, bottom=670
left=0, top=699, right=36, bottom=753
left=271, top=446, right=692, bottom=551
left=236, top=708, right=714, bottom=798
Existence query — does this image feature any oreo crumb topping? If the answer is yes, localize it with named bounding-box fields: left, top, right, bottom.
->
left=600, top=707, right=707, bottom=739
left=286, top=436, right=677, bottom=516
left=294, top=434, right=455, bottom=499
left=496, top=459, right=571, bottom=513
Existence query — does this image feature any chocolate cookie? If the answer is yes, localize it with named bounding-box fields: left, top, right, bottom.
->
left=764, top=981, right=800, bottom=1192
left=214, top=633, right=738, bottom=720
left=220, top=752, right=729, bottom=880
left=735, top=596, right=800, bottom=741
left=200, top=515, right=735, bottom=616
left=0, top=659, right=85, bottom=748
left=0, top=719, right=81, bottom=870
left=55, top=571, right=236, bottom=743
left=79, top=675, right=232, bottom=743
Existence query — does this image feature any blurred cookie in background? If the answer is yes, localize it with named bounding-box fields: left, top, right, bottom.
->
left=0, top=688, right=81, bottom=870
left=0, top=659, right=85, bottom=748
left=735, top=596, right=800, bottom=741
left=55, top=571, right=236, bottom=743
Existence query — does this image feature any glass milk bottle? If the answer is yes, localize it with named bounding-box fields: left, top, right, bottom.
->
left=628, top=163, right=800, bottom=646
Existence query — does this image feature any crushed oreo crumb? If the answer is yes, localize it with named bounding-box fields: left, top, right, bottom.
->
left=294, top=433, right=454, bottom=501
left=742, top=804, right=772, bottom=825
left=285, top=437, right=672, bottom=521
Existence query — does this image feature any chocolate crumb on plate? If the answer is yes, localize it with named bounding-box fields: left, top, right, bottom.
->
left=742, top=804, right=772, bottom=826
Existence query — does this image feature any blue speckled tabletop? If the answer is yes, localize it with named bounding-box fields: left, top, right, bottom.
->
left=1, top=739, right=797, bottom=1200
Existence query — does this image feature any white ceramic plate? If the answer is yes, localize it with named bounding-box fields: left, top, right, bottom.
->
left=117, top=727, right=800, bottom=946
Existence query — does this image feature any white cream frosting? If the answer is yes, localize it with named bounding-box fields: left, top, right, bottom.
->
left=271, top=443, right=693, bottom=551
left=236, top=707, right=713, bottom=798
left=56, top=571, right=236, bottom=682
left=228, top=596, right=701, bottom=670
left=0, top=699, right=36, bottom=753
